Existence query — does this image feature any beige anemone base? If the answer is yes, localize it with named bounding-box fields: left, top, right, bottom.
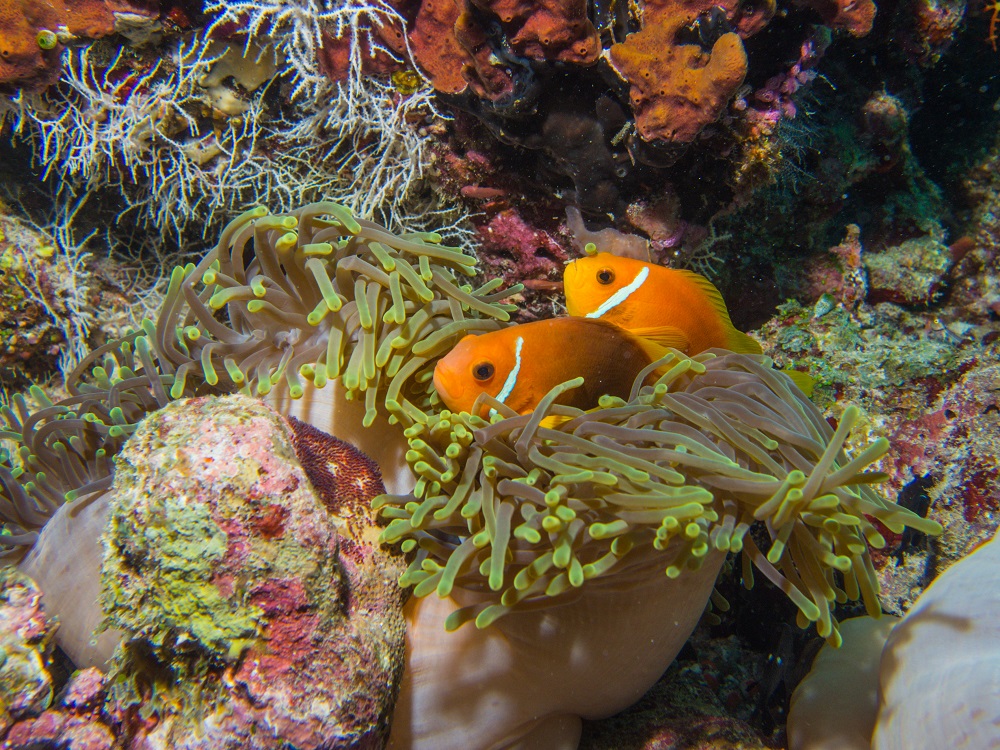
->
left=18, top=492, right=121, bottom=668
left=388, top=549, right=726, bottom=750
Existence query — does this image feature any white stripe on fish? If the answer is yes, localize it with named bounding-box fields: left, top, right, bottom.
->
left=585, top=266, right=649, bottom=319
left=490, top=335, right=524, bottom=417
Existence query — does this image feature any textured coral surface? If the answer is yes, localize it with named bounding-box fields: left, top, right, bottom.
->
left=607, top=0, right=749, bottom=144
left=0, top=0, right=159, bottom=88
left=0, top=569, right=56, bottom=737
left=2, top=667, right=116, bottom=750
left=101, top=394, right=407, bottom=749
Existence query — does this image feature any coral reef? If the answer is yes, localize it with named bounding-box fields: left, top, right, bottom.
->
left=0, top=208, right=83, bottom=384
left=102, top=394, right=407, bottom=748
left=1, top=0, right=454, bottom=253
left=0, top=202, right=516, bottom=559
left=796, top=0, right=876, bottom=35
left=0, top=0, right=992, bottom=749
left=757, top=226, right=999, bottom=569
left=863, top=234, right=952, bottom=306
left=2, top=667, right=117, bottom=749
left=0, top=568, right=57, bottom=734
left=0, top=0, right=160, bottom=90
left=0, top=189, right=954, bottom=750
left=606, top=0, right=749, bottom=144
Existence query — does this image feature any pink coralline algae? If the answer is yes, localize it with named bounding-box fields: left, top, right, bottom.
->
left=737, top=33, right=830, bottom=140
left=99, top=394, right=408, bottom=750
left=473, top=206, right=571, bottom=313
left=2, top=668, right=115, bottom=750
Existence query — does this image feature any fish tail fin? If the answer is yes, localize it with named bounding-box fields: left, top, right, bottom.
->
left=539, top=414, right=574, bottom=429
left=726, top=328, right=764, bottom=354
left=783, top=368, right=816, bottom=398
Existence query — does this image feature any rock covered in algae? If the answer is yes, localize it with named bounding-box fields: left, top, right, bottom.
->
left=2, top=667, right=116, bottom=750
left=863, top=235, right=953, bottom=307
left=100, top=394, right=407, bottom=749
left=0, top=568, right=57, bottom=735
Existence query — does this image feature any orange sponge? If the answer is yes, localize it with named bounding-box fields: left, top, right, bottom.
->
left=608, top=6, right=748, bottom=144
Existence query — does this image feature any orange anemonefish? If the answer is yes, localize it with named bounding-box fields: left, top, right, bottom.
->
left=432, top=318, right=668, bottom=417
left=563, top=251, right=762, bottom=356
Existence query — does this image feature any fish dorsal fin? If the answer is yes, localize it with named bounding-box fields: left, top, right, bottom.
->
left=668, top=268, right=763, bottom=354
left=668, top=268, right=737, bottom=325
left=629, top=325, right=691, bottom=355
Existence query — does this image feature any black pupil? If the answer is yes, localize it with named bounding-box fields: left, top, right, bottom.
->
left=474, top=363, right=494, bottom=381
left=598, top=269, right=614, bottom=284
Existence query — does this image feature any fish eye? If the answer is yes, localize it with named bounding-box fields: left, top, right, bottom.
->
left=472, top=361, right=495, bottom=382
left=597, top=268, right=615, bottom=285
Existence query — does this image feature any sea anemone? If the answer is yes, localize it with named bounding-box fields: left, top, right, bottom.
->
left=1, top=202, right=518, bottom=559
left=153, top=203, right=516, bottom=427
left=0, top=201, right=944, bottom=750
left=376, top=349, right=942, bottom=748
left=789, top=525, right=1000, bottom=750
left=0, top=332, right=179, bottom=555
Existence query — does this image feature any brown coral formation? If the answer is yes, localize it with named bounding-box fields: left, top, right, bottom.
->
left=407, top=0, right=514, bottom=97
left=101, top=394, right=408, bottom=749
left=0, top=0, right=160, bottom=89
left=473, top=0, right=600, bottom=63
left=606, top=0, right=752, bottom=144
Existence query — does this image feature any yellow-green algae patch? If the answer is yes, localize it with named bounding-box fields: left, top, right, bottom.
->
left=104, top=494, right=257, bottom=652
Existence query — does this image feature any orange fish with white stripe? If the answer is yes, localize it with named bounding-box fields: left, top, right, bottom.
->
left=563, top=251, right=762, bottom=356
left=432, top=317, right=668, bottom=417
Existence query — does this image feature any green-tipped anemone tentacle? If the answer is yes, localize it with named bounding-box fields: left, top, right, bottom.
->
left=375, top=350, right=943, bottom=645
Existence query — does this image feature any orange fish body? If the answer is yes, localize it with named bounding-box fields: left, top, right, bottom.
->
left=432, top=318, right=663, bottom=417
left=563, top=252, right=762, bottom=356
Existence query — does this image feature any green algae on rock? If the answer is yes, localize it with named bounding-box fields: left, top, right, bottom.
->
left=101, top=394, right=407, bottom=749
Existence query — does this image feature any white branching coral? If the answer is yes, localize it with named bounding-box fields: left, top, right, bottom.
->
left=0, top=192, right=98, bottom=376
left=204, top=0, right=408, bottom=97
left=204, top=0, right=448, bottom=224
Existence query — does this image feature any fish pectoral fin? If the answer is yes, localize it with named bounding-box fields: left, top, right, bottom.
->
left=539, top=414, right=574, bottom=429
left=629, top=325, right=691, bottom=354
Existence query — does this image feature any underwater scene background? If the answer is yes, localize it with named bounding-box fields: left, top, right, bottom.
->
left=0, top=0, right=998, bottom=747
